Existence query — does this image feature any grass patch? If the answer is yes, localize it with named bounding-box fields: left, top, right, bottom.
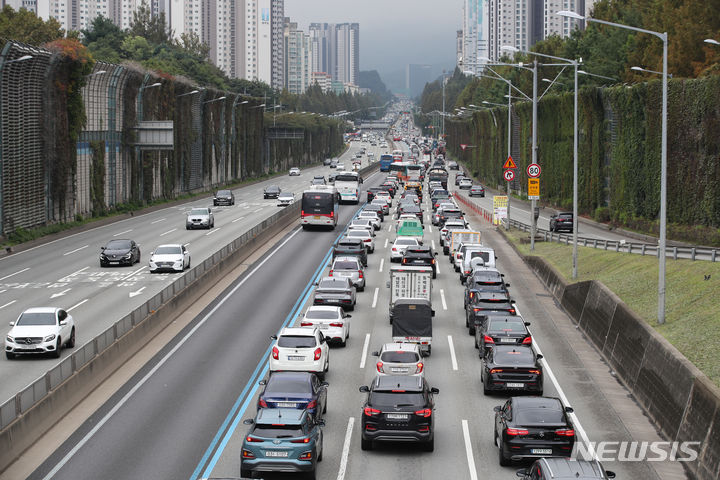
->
left=505, top=228, right=720, bottom=387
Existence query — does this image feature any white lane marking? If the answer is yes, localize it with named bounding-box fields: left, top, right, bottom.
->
left=160, top=228, right=177, bottom=236
left=462, top=420, right=479, bottom=480
left=50, top=288, right=71, bottom=299
left=112, top=229, right=133, bottom=237
left=67, top=299, right=88, bottom=312
left=428, top=224, right=433, bottom=233
left=383, top=238, right=388, bottom=249
left=40, top=228, right=302, bottom=480
left=371, top=287, right=379, bottom=308
left=435, top=257, right=441, bottom=275
left=0, top=300, right=17, bottom=310
left=0, top=290, right=5, bottom=294
left=120, top=267, right=147, bottom=281
left=205, top=228, right=220, bottom=236
left=232, top=216, right=245, bottom=223
left=63, top=245, right=88, bottom=256
left=64, top=266, right=89, bottom=278
left=336, top=417, right=355, bottom=480
left=378, top=258, right=384, bottom=273
left=387, top=224, right=392, bottom=232
left=440, top=289, right=447, bottom=310
left=129, top=286, right=146, bottom=298
left=448, top=335, right=458, bottom=370
left=514, top=306, right=594, bottom=458
left=431, top=239, right=436, bottom=250
left=150, top=218, right=166, bottom=224
left=254, top=208, right=263, bottom=213
left=360, top=333, right=371, bottom=369
left=0, top=268, right=30, bottom=281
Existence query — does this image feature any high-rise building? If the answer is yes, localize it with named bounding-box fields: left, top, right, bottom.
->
left=486, top=0, right=541, bottom=61
left=456, top=29, right=464, bottom=66
left=284, top=19, right=313, bottom=94
left=270, top=0, right=284, bottom=90
left=544, top=0, right=585, bottom=38
left=308, top=22, right=358, bottom=87
left=462, top=0, right=487, bottom=72
left=309, top=23, right=333, bottom=80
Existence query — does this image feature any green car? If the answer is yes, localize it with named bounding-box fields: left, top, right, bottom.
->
left=396, top=219, right=424, bottom=243
left=241, top=408, right=324, bottom=479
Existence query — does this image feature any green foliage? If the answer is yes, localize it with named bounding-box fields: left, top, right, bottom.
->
left=0, top=6, right=65, bottom=44
left=90, top=141, right=107, bottom=215
left=358, top=70, right=392, bottom=100
left=129, top=1, right=173, bottom=45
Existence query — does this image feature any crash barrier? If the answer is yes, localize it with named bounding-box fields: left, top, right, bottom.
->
left=505, top=238, right=720, bottom=480
left=453, top=192, right=719, bottom=262
left=0, top=157, right=380, bottom=473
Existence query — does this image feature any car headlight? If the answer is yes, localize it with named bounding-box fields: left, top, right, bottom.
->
left=99, top=254, right=106, bottom=260
left=44, top=334, right=56, bottom=342
left=6, top=336, right=14, bottom=343
left=123, top=253, right=132, bottom=259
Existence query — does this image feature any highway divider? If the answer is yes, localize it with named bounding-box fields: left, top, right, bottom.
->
left=0, top=158, right=380, bottom=473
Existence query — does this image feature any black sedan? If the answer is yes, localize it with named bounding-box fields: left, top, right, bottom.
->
left=99, top=239, right=141, bottom=267
left=482, top=345, right=543, bottom=395
left=401, top=246, right=438, bottom=278
left=263, top=185, right=282, bottom=199
left=549, top=212, right=573, bottom=232
left=257, top=371, right=328, bottom=420
left=475, top=315, right=532, bottom=358
left=213, top=189, right=235, bottom=206
left=466, top=291, right=517, bottom=334
left=313, top=277, right=356, bottom=311
left=494, top=396, right=575, bottom=465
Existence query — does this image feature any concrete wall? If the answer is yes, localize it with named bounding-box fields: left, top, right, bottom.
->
left=504, top=236, right=720, bottom=480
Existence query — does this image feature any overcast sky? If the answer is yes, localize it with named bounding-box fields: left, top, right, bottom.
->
left=284, top=0, right=463, bottom=83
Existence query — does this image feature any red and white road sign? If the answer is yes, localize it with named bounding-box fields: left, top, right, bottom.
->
left=503, top=169, right=515, bottom=182
left=503, top=156, right=517, bottom=169
left=460, top=144, right=467, bottom=151
left=527, top=163, right=541, bottom=178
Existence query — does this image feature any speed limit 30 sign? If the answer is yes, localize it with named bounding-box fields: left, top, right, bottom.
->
left=527, top=163, right=541, bottom=178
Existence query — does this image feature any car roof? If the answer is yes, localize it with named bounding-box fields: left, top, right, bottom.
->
left=305, top=305, right=342, bottom=313
left=512, top=396, right=563, bottom=411
left=372, top=374, right=424, bottom=391
left=21, top=307, right=58, bottom=314
left=256, top=407, right=305, bottom=425
left=279, top=326, right=317, bottom=336
left=536, top=458, right=608, bottom=479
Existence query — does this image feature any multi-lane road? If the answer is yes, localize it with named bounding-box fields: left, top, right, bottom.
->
left=16, top=149, right=686, bottom=480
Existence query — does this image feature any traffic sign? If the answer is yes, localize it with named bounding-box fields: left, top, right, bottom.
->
left=503, top=155, right=517, bottom=169
left=503, top=169, right=515, bottom=182
left=527, top=163, right=541, bottom=178
left=460, top=144, right=467, bottom=151
left=528, top=178, right=540, bottom=199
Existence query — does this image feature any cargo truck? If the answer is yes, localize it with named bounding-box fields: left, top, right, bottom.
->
left=387, top=265, right=433, bottom=321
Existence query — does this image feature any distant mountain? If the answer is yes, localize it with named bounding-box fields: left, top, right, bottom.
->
left=358, top=70, right=391, bottom=99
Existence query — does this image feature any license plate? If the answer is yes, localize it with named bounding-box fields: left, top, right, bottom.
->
left=288, top=355, right=305, bottom=361
left=265, top=450, right=289, bottom=457
left=531, top=448, right=552, bottom=455
left=109, top=261, right=119, bottom=265
left=506, top=383, right=525, bottom=388
left=385, top=413, right=409, bottom=420
left=391, top=367, right=408, bottom=373
left=276, top=402, right=297, bottom=408
left=500, top=338, right=516, bottom=343
left=314, top=216, right=320, bottom=220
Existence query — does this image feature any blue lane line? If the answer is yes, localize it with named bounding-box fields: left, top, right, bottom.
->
left=191, top=211, right=363, bottom=480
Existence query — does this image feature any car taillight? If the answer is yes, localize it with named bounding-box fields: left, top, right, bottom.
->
left=328, top=269, right=333, bottom=276
left=272, top=346, right=279, bottom=359
left=330, top=211, right=334, bottom=217
left=329, top=322, right=343, bottom=327
left=431, top=259, right=435, bottom=264
left=415, top=408, right=432, bottom=417
left=506, top=428, right=529, bottom=436
left=556, top=429, right=575, bottom=437
left=509, top=307, right=516, bottom=315
left=359, top=270, right=364, bottom=279
left=246, top=436, right=264, bottom=442
left=473, top=308, right=481, bottom=313
left=314, top=347, right=322, bottom=360
left=402, top=258, right=408, bottom=263
left=364, top=407, right=381, bottom=416
left=242, top=449, right=256, bottom=458
left=464, top=270, right=470, bottom=274
left=469, top=292, right=475, bottom=300
left=522, top=336, right=532, bottom=345
left=300, top=322, right=313, bottom=327
left=306, top=400, right=317, bottom=409
left=415, top=362, right=424, bottom=374
left=292, top=437, right=311, bottom=444
left=376, top=361, right=384, bottom=372
left=301, top=210, right=305, bottom=216
left=258, top=398, right=268, bottom=407
left=392, top=247, right=397, bottom=251
left=484, top=335, right=494, bottom=344
left=363, top=238, right=371, bottom=242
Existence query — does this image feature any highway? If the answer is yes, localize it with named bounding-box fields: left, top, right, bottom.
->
left=0, top=142, right=381, bottom=403
left=20, top=154, right=682, bottom=480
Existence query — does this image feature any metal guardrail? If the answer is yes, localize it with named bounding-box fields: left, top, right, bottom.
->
left=453, top=192, right=719, bottom=262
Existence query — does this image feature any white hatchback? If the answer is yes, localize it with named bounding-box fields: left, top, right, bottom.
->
left=299, top=306, right=350, bottom=347
left=269, top=327, right=330, bottom=379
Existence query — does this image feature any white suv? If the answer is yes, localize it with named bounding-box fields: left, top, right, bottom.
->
left=372, top=343, right=424, bottom=376
left=269, top=327, right=330, bottom=379
left=5, top=307, right=76, bottom=359
left=300, top=306, right=350, bottom=347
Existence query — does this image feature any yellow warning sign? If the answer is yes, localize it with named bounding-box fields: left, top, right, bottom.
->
left=528, top=178, right=540, bottom=199
left=502, top=155, right=517, bottom=169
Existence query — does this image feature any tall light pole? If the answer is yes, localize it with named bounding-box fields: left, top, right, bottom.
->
left=483, top=92, right=513, bottom=230
left=136, top=80, right=162, bottom=202
left=559, top=10, right=669, bottom=325
left=441, top=71, right=447, bottom=139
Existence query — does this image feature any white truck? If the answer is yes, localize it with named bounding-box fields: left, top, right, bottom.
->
left=448, top=231, right=482, bottom=258
left=387, top=265, right=433, bottom=321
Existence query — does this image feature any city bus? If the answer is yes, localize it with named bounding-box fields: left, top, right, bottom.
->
left=379, top=154, right=394, bottom=172
left=334, top=172, right=362, bottom=204
left=301, top=186, right=339, bottom=229
left=389, top=161, right=413, bottom=183
left=392, top=149, right=405, bottom=163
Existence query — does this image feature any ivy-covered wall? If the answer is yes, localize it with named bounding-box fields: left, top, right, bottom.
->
left=446, top=76, right=720, bottom=245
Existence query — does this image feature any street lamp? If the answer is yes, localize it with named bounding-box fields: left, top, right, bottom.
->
left=177, top=89, right=200, bottom=98
left=704, top=39, right=720, bottom=46
left=203, top=96, right=226, bottom=104
left=577, top=70, right=617, bottom=81
left=558, top=9, right=669, bottom=325
left=631, top=66, right=672, bottom=78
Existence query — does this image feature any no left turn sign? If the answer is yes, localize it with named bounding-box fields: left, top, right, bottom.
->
left=504, top=169, right=515, bottom=182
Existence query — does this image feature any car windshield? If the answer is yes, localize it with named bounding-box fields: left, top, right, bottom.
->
left=105, top=240, right=131, bottom=249
left=217, top=190, right=231, bottom=195
left=278, top=335, right=317, bottom=348
left=380, top=351, right=420, bottom=363
left=515, top=407, right=565, bottom=425
left=190, top=208, right=208, bottom=215
left=318, top=279, right=347, bottom=289
left=488, top=320, right=526, bottom=333
left=346, top=231, right=367, bottom=238
left=370, top=392, right=425, bottom=408
left=333, top=260, right=359, bottom=270
left=305, top=310, right=339, bottom=320
left=16, top=312, right=56, bottom=326
left=154, top=246, right=182, bottom=255
left=252, top=425, right=305, bottom=438
left=266, top=186, right=280, bottom=192
left=265, top=377, right=312, bottom=394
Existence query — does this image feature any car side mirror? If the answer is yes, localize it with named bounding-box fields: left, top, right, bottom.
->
left=434, top=252, right=438, bottom=256
left=605, top=471, right=616, bottom=479
left=346, top=314, right=352, bottom=318
left=359, top=386, right=370, bottom=393
left=259, top=379, right=267, bottom=386
left=430, top=387, right=439, bottom=394
left=100, top=246, right=106, bottom=250
left=515, top=468, right=529, bottom=477
left=536, top=354, right=543, bottom=360
left=371, top=351, right=380, bottom=356
left=431, top=310, right=436, bottom=317
left=493, top=406, right=502, bottom=413
left=506, top=283, right=511, bottom=287
left=565, top=406, right=574, bottom=413
left=59, top=320, right=67, bottom=326
left=243, top=419, right=254, bottom=425
left=321, top=381, right=329, bottom=387
left=270, top=335, right=277, bottom=340
left=9, top=322, right=14, bottom=327
left=315, top=419, right=326, bottom=427
left=524, top=322, right=531, bottom=326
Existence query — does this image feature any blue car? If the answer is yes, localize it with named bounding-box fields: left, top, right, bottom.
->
left=241, top=408, right=324, bottom=479
left=257, top=371, right=328, bottom=420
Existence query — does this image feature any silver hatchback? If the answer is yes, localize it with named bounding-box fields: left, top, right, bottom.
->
left=372, top=343, right=424, bottom=376
left=329, top=256, right=365, bottom=291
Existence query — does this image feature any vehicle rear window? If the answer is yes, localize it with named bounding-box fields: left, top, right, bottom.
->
left=333, top=260, right=359, bottom=270
left=396, top=239, right=418, bottom=246
left=488, top=320, right=526, bottom=333
left=494, top=350, right=534, bottom=364
left=369, top=392, right=425, bottom=408
left=346, top=231, right=368, bottom=238
left=558, top=213, right=573, bottom=219
left=305, top=310, right=339, bottom=320
left=302, top=193, right=333, bottom=211
left=318, top=280, right=347, bottom=289
left=278, top=335, right=317, bottom=348
left=217, top=190, right=231, bottom=195
left=252, top=425, right=305, bottom=438
left=380, top=351, right=420, bottom=363
left=469, top=251, right=491, bottom=262
left=515, top=408, right=564, bottom=425
left=265, top=377, right=312, bottom=394
left=154, top=246, right=182, bottom=255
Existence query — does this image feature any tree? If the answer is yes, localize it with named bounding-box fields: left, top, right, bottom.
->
left=0, top=6, right=65, bottom=45
left=129, top=0, right=173, bottom=46
left=177, top=31, right=210, bottom=60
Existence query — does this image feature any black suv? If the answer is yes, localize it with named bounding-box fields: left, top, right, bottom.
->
left=464, top=270, right=510, bottom=307
left=494, top=396, right=576, bottom=465
left=517, top=458, right=616, bottom=479
left=213, top=189, right=235, bottom=206
left=359, top=375, right=439, bottom=452
left=466, top=291, right=517, bottom=334
left=333, top=238, right=368, bottom=267
left=401, top=246, right=438, bottom=278
left=549, top=212, right=573, bottom=232
left=482, top=345, right=543, bottom=396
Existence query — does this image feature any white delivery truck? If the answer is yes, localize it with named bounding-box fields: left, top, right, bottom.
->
left=448, top=231, right=482, bottom=258
left=387, top=265, right=433, bottom=321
